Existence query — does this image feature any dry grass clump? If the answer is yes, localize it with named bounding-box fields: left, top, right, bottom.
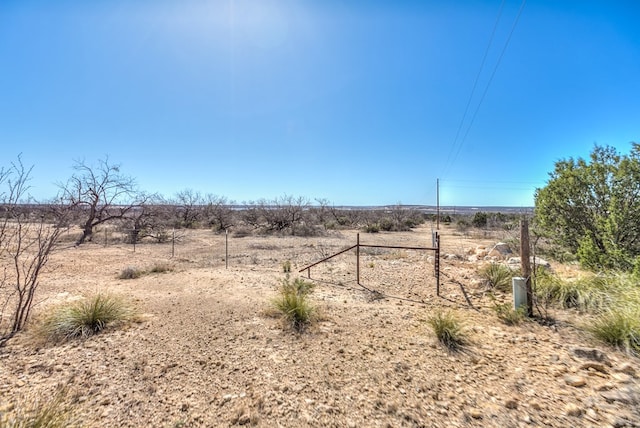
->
left=0, top=389, right=77, bottom=428
left=427, top=310, right=469, bottom=351
left=271, top=276, right=316, bottom=332
left=588, top=308, right=640, bottom=356
left=118, top=266, right=144, bottom=279
left=37, top=293, right=136, bottom=342
left=493, top=303, right=526, bottom=326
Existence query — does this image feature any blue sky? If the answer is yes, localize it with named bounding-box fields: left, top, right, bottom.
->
left=1, top=0, right=639, bottom=206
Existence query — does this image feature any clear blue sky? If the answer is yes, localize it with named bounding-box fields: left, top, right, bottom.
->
left=1, top=1, right=638, bottom=207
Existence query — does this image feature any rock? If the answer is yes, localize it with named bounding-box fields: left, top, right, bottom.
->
left=564, top=375, right=587, bottom=387
left=565, top=403, right=582, bottom=417
left=614, top=363, right=636, bottom=377
left=572, top=348, right=611, bottom=365
left=488, top=242, right=512, bottom=259
left=505, top=399, right=518, bottom=409
left=469, top=408, right=483, bottom=419
left=579, top=362, right=609, bottom=374
left=507, top=256, right=551, bottom=268
left=528, top=400, right=542, bottom=410
left=601, top=390, right=634, bottom=404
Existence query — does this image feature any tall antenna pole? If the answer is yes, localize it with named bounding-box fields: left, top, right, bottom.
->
left=436, top=178, right=440, bottom=230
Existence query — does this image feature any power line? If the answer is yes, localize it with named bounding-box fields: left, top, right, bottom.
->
left=442, top=0, right=528, bottom=178
left=444, top=0, right=506, bottom=171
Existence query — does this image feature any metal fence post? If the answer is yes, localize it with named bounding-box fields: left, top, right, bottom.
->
left=356, top=233, right=360, bottom=285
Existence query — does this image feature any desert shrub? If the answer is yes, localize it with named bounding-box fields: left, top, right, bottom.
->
left=535, top=272, right=611, bottom=312
left=271, top=276, right=315, bottom=331
left=364, top=224, right=380, bottom=233
left=479, top=263, right=514, bottom=292
left=38, top=293, right=135, bottom=342
left=588, top=309, right=640, bottom=356
left=427, top=310, right=468, bottom=351
left=378, top=218, right=394, bottom=232
left=1, top=389, right=77, bottom=428
left=118, top=266, right=144, bottom=279
left=493, top=303, right=526, bottom=325
left=149, top=262, right=173, bottom=274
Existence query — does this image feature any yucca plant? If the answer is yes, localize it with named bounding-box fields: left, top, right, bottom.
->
left=479, top=263, right=514, bottom=292
left=39, top=293, right=134, bottom=342
left=271, top=276, right=315, bottom=331
left=427, top=310, right=468, bottom=351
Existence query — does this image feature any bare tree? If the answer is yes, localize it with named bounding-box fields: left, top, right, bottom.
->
left=59, top=157, right=138, bottom=245
left=1, top=158, right=65, bottom=346
left=203, top=194, right=235, bottom=232
left=173, top=189, right=203, bottom=229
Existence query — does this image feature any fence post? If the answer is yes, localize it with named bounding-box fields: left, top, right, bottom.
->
left=435, top=231, right=440, bottom=296
left=171, top=229, right=175, bottom=258
left=225, top=229, right=228, bottom=269
left=356, top=233, right=360, bottom=285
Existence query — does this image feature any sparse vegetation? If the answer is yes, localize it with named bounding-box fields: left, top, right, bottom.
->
left=493, top=303, right=526, bottom=325
left=149, top=262, right=173, bottom=274
left=479, top=263, right=514, bottom=292
left=271, top=276, right=316, bottom=331
left=118, top=266, right=144, bottom=279
left=535, top=272, right=611, bottom=312
left=588, top=308, right=640, bottom=356
left=0, top=389, right=77, bottom=428
left=38, top=293, right=135, bottom=342
left=427, top=310, right=468, bottom=351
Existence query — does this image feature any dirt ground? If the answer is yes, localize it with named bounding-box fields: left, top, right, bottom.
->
left=1, top=225, right=639, bottom=427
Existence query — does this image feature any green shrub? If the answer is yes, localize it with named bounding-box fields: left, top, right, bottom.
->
left=271, top=276, right=315, bottom=331
left=118, top=266, right=144, bottom=279
left=39, top=293, right=135, bottom=342
left=479, top=263, right=514, bottom=292
left=364, top=224, right=380, bottom=233
left=493, top=303, right=526, bottom=325
left=535, top=272, right=611, bottom=312
left=427, top=310, right=468, bottom=351
left=588, top=309, right=640, bottom=356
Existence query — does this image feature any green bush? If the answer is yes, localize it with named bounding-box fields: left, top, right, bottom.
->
left=271, top=276, right=315, bottom=331
left=535, top=272, right=611, bottom=312
left=479, top=263, right=514, bottom=292
left=39, top=293, right=135, bottom=342
left=427, top=311, right=468, bottom=351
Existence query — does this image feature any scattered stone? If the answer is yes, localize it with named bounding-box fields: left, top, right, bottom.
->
left=528, top=400, right=542, bottom=410
left=505, top=399, right=518, bottom=409
left=601, top=390, right=634, bottom=405
left=564, top=375, right=587, bottom=387
left=565, top=403, right=582, bottom=417
left=572, top=348, right=611, bottom=366
left=614, top=363, right=637, bottom=377
left=579, top=362, right=609, bottom=374
left=469, top=408, right=483, bottom=419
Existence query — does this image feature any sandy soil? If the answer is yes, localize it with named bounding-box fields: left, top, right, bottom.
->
left=0, top=225, right=638, bottom=427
